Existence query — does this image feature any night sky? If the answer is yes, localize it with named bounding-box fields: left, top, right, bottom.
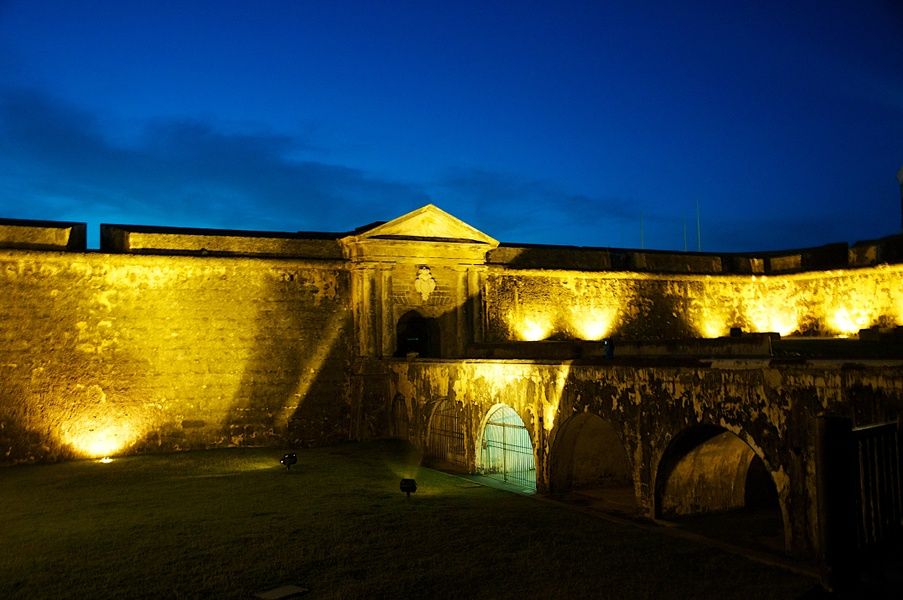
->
left=1, top=1, right=901, bottom=251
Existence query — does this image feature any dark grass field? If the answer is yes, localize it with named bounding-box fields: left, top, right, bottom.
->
left=0, top=440, right=818, bottom=599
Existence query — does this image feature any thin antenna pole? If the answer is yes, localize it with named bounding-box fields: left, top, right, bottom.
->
left=695, top=199, right=702, bottom=251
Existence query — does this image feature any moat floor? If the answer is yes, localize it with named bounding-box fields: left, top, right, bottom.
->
left=1, top=441, right=821, bottom=599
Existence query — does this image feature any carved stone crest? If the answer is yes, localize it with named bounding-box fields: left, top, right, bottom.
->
left=413, top=266, right=437, bottom=302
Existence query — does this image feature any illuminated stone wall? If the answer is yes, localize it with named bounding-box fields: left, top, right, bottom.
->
left=0, top=249, right=351, bottom=462
left=3, top=205, right=903, bottom=471
left=387, top=358, right=903, bottom=556
left=484, top=264, right=903, bottom=342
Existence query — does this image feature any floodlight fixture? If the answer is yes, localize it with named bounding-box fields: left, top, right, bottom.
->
left=400, top=478, right=417, bottom=498
left=280, top=452, right=297, bottom=470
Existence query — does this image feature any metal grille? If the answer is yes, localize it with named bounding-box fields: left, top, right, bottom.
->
left=853, top=421, right=903, bottom=548
left=479, top=405, right=536, bottom=491
left=426, top=400, right=467, bottom=469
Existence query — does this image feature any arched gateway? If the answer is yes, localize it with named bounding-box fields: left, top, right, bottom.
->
left=478, top=404, right=536, bottom=491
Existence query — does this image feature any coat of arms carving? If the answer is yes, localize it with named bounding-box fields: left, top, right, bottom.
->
left=414, top=266, right=437, bottom=302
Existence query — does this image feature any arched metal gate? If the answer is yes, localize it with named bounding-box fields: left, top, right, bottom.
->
left=479, top=405, right=536, bottom=491
left=426, top=399, right=467, bottom=469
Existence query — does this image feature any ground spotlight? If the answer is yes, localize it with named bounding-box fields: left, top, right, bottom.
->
left=400, top=478, right=417, bottom=498
left=280, top=452, right=297, bottom=470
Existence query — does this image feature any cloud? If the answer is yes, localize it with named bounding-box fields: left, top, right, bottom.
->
left=0, top=87, right=430, bottom=241
left=431, top=168, right=646, bottom=247
left=0, top=87, right=891, bottom=253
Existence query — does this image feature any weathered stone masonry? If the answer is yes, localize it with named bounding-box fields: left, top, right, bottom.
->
left=1, top=205, right=902, bottom=560
left=387, top=359, right=903, bottom=555
left=0, top=244, right=351, bottom=461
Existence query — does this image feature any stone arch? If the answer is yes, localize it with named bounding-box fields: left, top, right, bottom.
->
left=394, top=310, right=441, bottom=358
left=477, top=403, right=536, bottom=491
left=549, top=412, right=635, bottom=511
left=424, top=398, right=467, bottom=471
left=654, top=424, right=785, bottom=550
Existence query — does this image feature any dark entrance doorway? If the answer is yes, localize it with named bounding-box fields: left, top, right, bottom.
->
left=395, top=311, right=441, bottom=358
left=550, top=413, right=636, bottom=514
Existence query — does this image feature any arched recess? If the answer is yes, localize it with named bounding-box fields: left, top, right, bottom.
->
left=549, top=413, right=636, bottom=512
left=425, top=399, right=467, bottom=471
left=477, top=404, right=536, bottom=491
left=654, top=425, right=784, bottom=551
left=395, top=311, right=441, bottom=358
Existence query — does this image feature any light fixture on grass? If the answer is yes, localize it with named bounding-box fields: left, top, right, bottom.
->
left=280, top=452, right=297, bottom=470
left=400, top=478, right=417, bottom=498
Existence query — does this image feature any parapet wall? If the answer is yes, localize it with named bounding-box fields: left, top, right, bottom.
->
left=0, top=248, right=351, bottom=463
left=484, top=265, right=903, bottom=342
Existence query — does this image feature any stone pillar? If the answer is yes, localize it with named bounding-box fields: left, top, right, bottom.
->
left=379, top=267, right=393, bottom=358
left=467, top=267, right=486, bottom=346
left=453, top=268, right=469, bottom=357
left=350, top=264, right=386, bottom=358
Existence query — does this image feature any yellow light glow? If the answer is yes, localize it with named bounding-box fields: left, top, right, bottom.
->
left=57, top=386, right=142, bottom=458
left=819, top=275, right=885, bottom=335
left=543, top=401, right=558, bottom=430
left=542, top=365, right=570, bottom=431
left=516, top=313, right=554, bottom=341
left=696, top=315, right=727, bottom=338
left=746, top=305, right=799, bottom=337
left=570, top=306, right=617, bottom=340
left=827, top=306, right=871, bottom=336
left=99, top=457, right=113, bottom=464
left=64, top=423, right=135, bottom=458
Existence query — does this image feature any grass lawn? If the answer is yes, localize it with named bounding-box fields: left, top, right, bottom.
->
left=0, top=440, right=817, bottom=599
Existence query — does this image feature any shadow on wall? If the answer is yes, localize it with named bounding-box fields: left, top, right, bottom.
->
left=390, top=393, right=409, bottom=441
left=222, top=269, right=352, bottom=448
left=620, top=280, right=697, bottom=340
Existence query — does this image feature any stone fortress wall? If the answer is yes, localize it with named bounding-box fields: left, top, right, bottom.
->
left=2, top=206, right=902, bottom=464
left=0, top=220, right=351, bottom=462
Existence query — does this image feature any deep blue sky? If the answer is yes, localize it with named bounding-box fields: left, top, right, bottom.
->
left=1, top=1, right=901, bottom=251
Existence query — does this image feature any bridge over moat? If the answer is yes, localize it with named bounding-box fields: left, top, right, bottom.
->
left=382, top=357, right=903, bottom=557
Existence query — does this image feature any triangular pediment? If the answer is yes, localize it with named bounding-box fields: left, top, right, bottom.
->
left=347, top=204, right=498, bottom=247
